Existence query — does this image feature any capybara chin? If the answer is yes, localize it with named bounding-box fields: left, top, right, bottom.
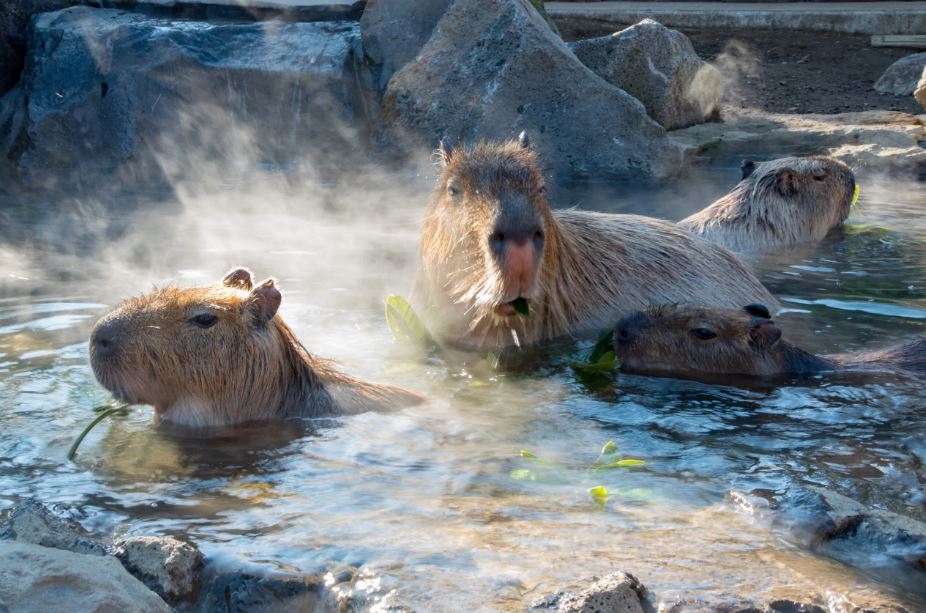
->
left=679, top=156, right=856, bottom=253
left=413, top=133, right=778, bottom=351
left=613, top=303, right=926, bottom=381
left=89, top=268, right=423, bottom=427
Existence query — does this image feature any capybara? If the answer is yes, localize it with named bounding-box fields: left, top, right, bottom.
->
left=413, top=133, right=779, bottom=350
left=679, top=156, right=857, bottom=253
left=89, top=268, right=423, bottom=427
left=613, top=303, right=926, bottom=381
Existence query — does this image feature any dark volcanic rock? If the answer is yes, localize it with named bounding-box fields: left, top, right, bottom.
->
left=0, top=7, right=374, bottom=190
left=382, top=0, right=680, bottom=181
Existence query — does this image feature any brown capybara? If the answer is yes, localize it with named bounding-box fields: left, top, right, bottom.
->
left=89, top=268, right=423, bottom=427
left=413, top=133, right=778, bottom=351
left=679, top=156, right=857, bottom=253
left=613, top=303, right=926, bottom=381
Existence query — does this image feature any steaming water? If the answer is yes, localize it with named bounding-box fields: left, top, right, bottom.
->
left=1, top=167, right=925, bottom=611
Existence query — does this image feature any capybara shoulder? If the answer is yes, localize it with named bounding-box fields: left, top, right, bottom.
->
left=679, top=156, right=856, bottom=253
left=414, top=133, right=778, bottom=351
left=613, top=303, right=926, bottom=382
left=89, top=268, right=422, bottom=427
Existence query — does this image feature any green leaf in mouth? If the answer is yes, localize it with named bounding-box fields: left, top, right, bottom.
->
left=510, top=297, right=530, bottom=317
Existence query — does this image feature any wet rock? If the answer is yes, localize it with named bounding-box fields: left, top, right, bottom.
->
left=569, top=19, right=722, bottom=130
left=114, top=535, right=204, bottom=604
left=321, top=566, right=411, bottom=612
left=672, top=109, right=926, bottom=177
left=360, top=0, right=451, bottom=90
left=198, top=567, right=331, bottom=612
left=0, top=540, right=171, bottom=613
left=915, top=67, right=926, bottom=112
left=382, top=0, right=680, bottom=181
left=531, top=572, right=650, bottom=613
left=874, top=52, right=926, bottom=96
left=661, top=599, right=828, bottom=613
left=0, top=497, right=106, bottom=556
left=0, top=7, right=372, bottom=190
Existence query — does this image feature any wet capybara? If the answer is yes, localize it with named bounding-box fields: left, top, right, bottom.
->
left=613, top=303, right=926, bottom=380
left=679, top=156, right=857, bottom=253
left=413, top=133, right=778, bottom=350
left=89, top=268, right=423, bottom=427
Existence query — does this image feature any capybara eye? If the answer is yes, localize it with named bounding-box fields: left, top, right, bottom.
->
left=691, top=327, right=717, bottom=340
left=813, top=175, right=826, bottom=182
left=190, top=313, right=219, bottom=329
left=538, top=185, right=546, bottom=194
left=447, top=184, right=460, bottom=196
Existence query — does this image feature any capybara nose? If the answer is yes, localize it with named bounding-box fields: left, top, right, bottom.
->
left=615, top=311, right=648, bottom=345
left=490, top=226, right=544, bottom=296
left=90, top=317, right=123, bottom=355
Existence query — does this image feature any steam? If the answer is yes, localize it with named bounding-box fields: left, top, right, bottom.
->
left=687, top=40, right=761, bottom=113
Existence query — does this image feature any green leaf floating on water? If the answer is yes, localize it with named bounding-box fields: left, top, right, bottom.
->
left=571, top=330, right=620, bottom=374
left=510, top=297, right=530, bottom=317
left=385, top=294, right=434, bottom=347
left=587, top=485, right=608, bottom=507
left=600, top=441, right=617, bottom=456
left=67, top=402, right=130, bottom=461
left=510, top=469, right=538, bottom=481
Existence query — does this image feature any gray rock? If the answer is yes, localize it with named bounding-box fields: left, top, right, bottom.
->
left=382, top=0, right=679, bottom=180
left=532, top=572, right=649, bottom=613
left=0, top=7, right=373, bottom=190
left=114, top=535, right=204, bottom=604
left=569, top=19, right=722, bottom=130
left=0, top=540, right=171, bottom=613
left=198, top=568, right=331, bottom=612
left=0, top=498, right=106, bottom=556
left=915, top=67, right=926, bottom=112
left=874, top=52, right=926, bottom=96
left=360, top=0, right=451, bottom=90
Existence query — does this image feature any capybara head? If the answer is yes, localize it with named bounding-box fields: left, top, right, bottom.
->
left=89, top=268, right=291, bottom=424
left=739, top=155, right=856, bottom=232
left=422, top=132, right=552, bottom=321
left=613, top=303, right=784, bottom=378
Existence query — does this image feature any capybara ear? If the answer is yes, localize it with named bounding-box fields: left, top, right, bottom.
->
left=776, top=169, right=796, bottom=196
left=246, top=279, right=281, bottom=326
left=749, top=318, right=782, bottom=349
left=518, top=130, right=530, bottom=149
left=438, top=137, right=454, bottom=166
left=222, top=267, right=253, bottom=291
left=743, top=303, right=771, bottom=319
left=740, top=160, right=757, bottom=180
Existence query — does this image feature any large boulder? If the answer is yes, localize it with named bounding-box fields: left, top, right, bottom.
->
left=874, top=52, right=926, bottom=96
left=0, top=540, right=171, bottom=613
left=0, top=498, right=107, bottom=556
left=569, top=19, right=722, bottom=130
left=0, top=7, right=373, bottom=190
left=114, top=535, right=205, bottom=605
left=360, top=0, right=451, bottom=90
left=382, top=0, right=680, bottom=180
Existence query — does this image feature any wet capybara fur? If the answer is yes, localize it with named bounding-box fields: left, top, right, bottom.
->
left=414, top=133, right=778, bottom=350
left=614, top=303, right=926, bottom=381
left=679, top=156, right=856, bottom=253
left=89, top=268, right=423, bottom=427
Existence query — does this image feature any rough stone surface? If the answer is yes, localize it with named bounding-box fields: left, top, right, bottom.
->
left=569, top=19, right=721, bottom=129
left=0, top=498, right=106, bottom=556
left=0, top=540, right=171, bottom=613
left=360, top=0, right=451, bottom=90
left=672, top=109, right=926, bottom=177
left=115, top=535, right=205, bottom=604
left=874, top=52, right=926, bottom=96
left=0, top=7, right=373, bottom=190
left=532, top=572, right=648, bottom=613
left=915, top=67, right=926, bottom=113
left=198, top=568, right=329, bottom=612
left=383, top=0, right=680, bottom=180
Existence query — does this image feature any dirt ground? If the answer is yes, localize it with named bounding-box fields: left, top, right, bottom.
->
left=555, top=17, right=923, bottom=115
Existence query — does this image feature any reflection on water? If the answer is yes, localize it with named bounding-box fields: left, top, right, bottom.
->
left=0, top=169, right=925, bottom=610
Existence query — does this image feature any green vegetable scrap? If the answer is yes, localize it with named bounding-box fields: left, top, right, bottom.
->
left=385, top=294, right=435, bottom=348
left=571, top=330, right=620, bottom=374
left=67, top=402, right=130, bottom=460
left=587, top=485, right=608, bottom=508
